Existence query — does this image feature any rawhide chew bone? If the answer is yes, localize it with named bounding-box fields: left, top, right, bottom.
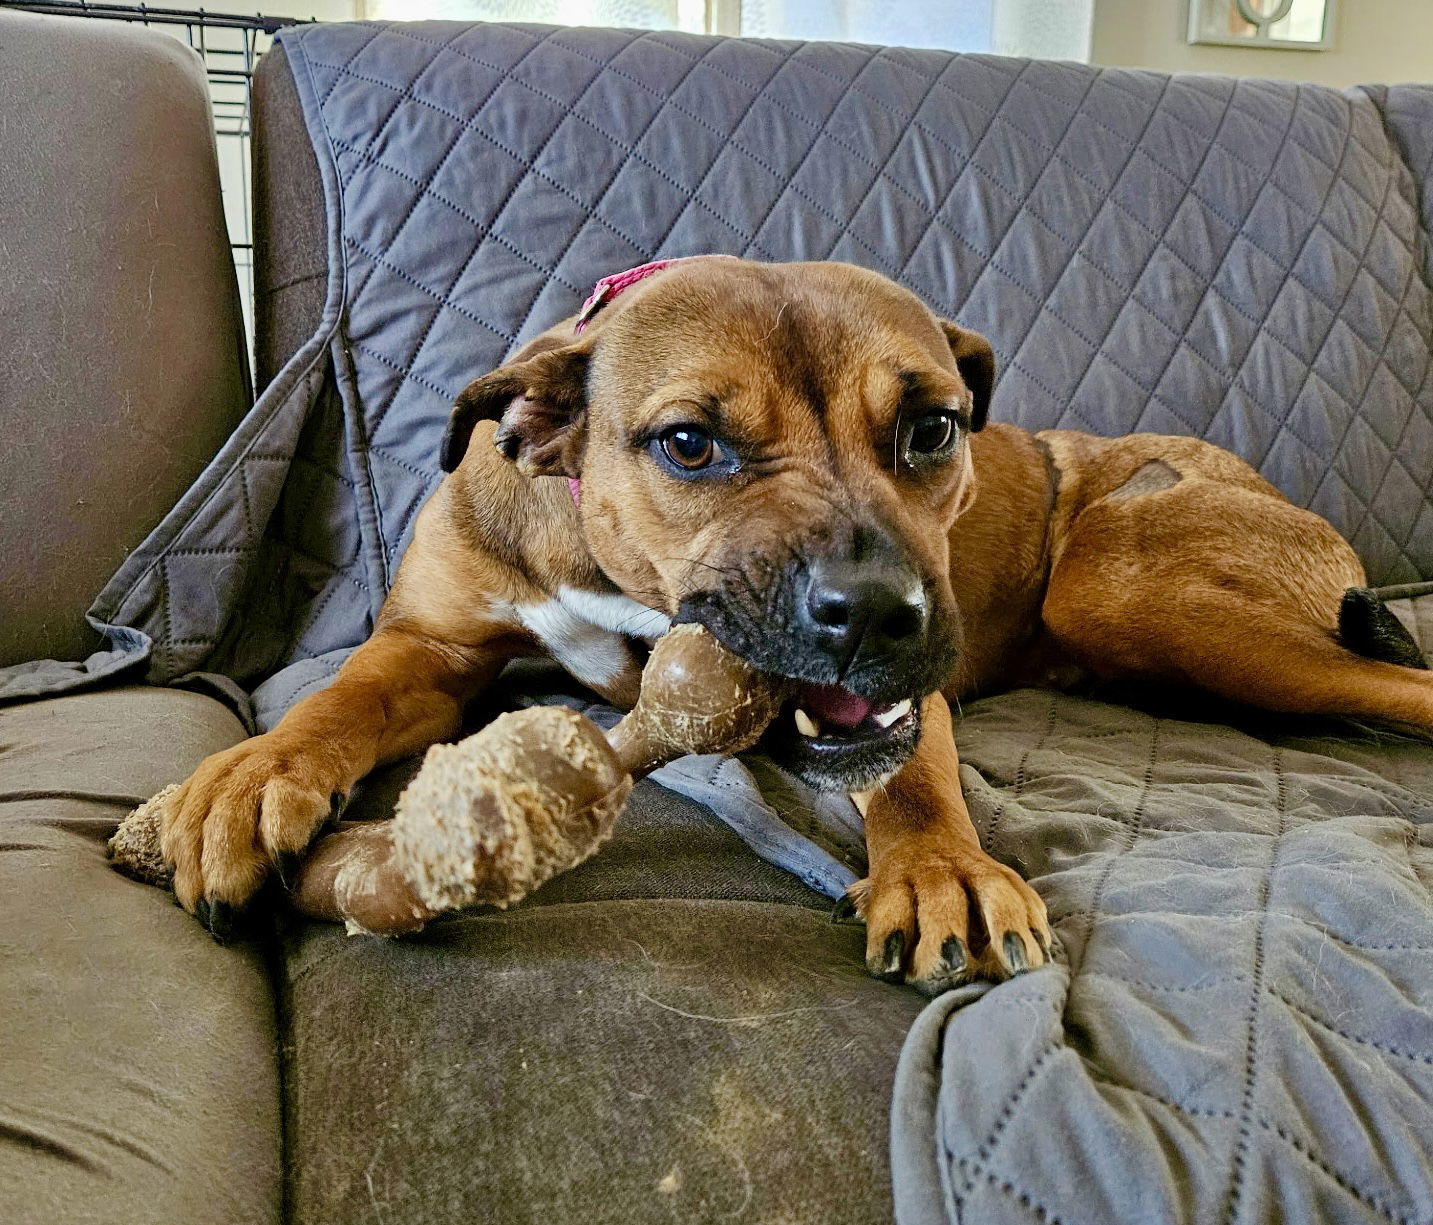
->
left=294, top=704, right=632, bottom=934
left=294, top=623, right=785, bottom=933
left=109, top=624, right=786, bottom=936
left=109, top=783, right=178, bottom=890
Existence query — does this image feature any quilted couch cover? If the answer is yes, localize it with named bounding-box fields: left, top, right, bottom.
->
left=6, top=21, right=1431, bottom=1225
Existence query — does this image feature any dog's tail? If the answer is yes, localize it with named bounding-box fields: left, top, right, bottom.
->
left=1338, top=587, right=1429, bottom=671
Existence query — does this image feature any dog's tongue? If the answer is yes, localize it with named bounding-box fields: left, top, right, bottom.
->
left=798, top=683, right=874, bottom=730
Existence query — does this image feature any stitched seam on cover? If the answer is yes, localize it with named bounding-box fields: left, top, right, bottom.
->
left=496, top=33, right=748, bottom=348
left=986, top=694, right=1060, bottom=848
left=327, top=134, right=589, bottom=290
left=408, top=26, right=796, bottom=217
left=1355, top=343, right=1433, bottom=558
left=1076, top=1064, right=1421, bottom=1222
left=638, top=40, right=812, bottom=263
left=1273, top=100, right=1406, bottom=507
left=341, top=57, right=583, bottom=385
left=997, top=70, right=1186, bottom=435
left=951, top=718, right=1161, bottom=1199
left=980, top=1170, right=1068, bottom=1224
left=340, top=23, right=473, bottom=169
left=312, top=22, right=387, bottom=108
left=1007, top=77, right=1244, bottom=437
left=1267, top=987, right=1433, bottom=1063
left=1080, top=969, right=1249, bottom=993
left=948, top=1044, right=1059, bottom=1192
left=320, top=30, right=1432, bottom=576
left=892, top=58, right=1037, bottom=286
left=158, top=559, right=173, bottom=676
left=1223, top=93, right=1424, bottom=539
left=343, top=248, right=508, bottom=344
left=1255, top=1115, right=1420, bottom=1225
left=1113, top=81, right=1288, bottom=441
left=735, top=47, right=896, bottom=267
left=809, top=54, right=965, bottom=271
left=1081, top=1064, right=1237, bottom=1118
left=1062, top=716, right=1161, bottom=957
left=319, top=24, right=560, bottom=308
left=916, top=68, right=1423, bottom=391
left=1220, top=748, right=1290, bottom=1225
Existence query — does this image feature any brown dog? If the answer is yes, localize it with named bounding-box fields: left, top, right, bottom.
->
left=159, top=258, right=1433, bottom=991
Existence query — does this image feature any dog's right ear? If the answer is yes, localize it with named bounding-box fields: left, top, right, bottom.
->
left=441, top=339, right=592, bottom=476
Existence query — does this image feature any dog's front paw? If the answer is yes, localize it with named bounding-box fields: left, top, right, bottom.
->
left=158, top=734, right=341, bottom=937
left=845, top=844, right=1052, bottom=994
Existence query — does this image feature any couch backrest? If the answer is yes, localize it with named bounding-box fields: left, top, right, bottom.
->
left=0, top=11, right=250, bottom=667
left=253, top=22, right=1432, bottom=602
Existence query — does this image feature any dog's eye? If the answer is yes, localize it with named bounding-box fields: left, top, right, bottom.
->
left=907, top=411, right=957, bottom=456
left=660, top=426, right=716, bottom=470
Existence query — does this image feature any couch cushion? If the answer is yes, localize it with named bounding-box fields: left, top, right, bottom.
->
left=281, top=898, right=924, bottom=1225
left=0, top=687, right=280, bottom=1225
left=287, top=692, right=907, bottom=1224
left=0, top=11, right=249, bottom=667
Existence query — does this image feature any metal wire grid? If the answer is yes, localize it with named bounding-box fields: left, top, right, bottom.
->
left=1, top=1, right=305, bottom=358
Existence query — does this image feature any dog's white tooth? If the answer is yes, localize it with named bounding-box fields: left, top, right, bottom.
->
left=873, top=698, right=912, bottom=730
left=794, top=708, right=821, bottom=738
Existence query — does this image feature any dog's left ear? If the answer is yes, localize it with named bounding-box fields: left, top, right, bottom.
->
left=441, top=339, right=591, bottom=476
left=939, top=322, right=995, bottom=432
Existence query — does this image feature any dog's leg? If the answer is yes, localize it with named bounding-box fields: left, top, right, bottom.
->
left=848, top=693, right=1052, bottom=993
left=160, top=622, right=530, bottom=925
left=1043, top=481, right=1433, bottom=735
left=160, top=473, right=560, bottom=929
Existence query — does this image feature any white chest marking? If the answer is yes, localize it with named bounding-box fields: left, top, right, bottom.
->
left=514, top=587, right=672, bottom=694
left=552, top=588, right=672, bottom=643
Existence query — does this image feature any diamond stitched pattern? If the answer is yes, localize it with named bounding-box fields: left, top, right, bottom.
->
left=121, top=23, right=1433, bottom=689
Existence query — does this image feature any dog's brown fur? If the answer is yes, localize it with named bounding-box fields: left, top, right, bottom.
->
left=159, top=259, right=1433, bottom=988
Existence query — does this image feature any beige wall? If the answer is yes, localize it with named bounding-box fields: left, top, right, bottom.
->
left=1091, top=0, right=1433, bottom=87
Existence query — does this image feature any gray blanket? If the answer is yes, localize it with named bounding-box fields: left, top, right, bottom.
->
left=4, top=22, right=1431, bottom=1222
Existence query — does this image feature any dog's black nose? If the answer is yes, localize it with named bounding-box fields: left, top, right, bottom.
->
left=800, top=560, right=927, bottom=666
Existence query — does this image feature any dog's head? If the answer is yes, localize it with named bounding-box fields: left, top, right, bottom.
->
left=445, top=259, right=993, bottom=790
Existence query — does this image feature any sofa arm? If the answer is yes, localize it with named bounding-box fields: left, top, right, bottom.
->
left=0, top=10, right=249, bottom=667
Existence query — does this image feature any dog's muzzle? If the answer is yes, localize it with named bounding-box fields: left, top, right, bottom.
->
left=678, top=547, right=958, bottom=791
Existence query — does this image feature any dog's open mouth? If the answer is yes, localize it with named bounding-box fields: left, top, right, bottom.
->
left=759, top=681, right=922, bottom=792
left=791, top=684, right=915, bottom=740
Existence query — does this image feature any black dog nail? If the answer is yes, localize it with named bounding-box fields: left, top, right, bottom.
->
left=1004, top=932, right=1028, bottom=974
left=1035, top=930, right=1051, bottom=959
left=205, top=901, right=235, bottom=943
left=869, top=930, right=905, bottom=982
left=941, top=936, right=968, bottom=977
left=195, top=899, right=211, bottom=927
left=831, top=895, right=859, bottom=924
left=329, top=791, right=348, bottom=820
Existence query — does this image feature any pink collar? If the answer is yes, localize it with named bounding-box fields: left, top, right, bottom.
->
left=573, top=253, right=738, bottom=334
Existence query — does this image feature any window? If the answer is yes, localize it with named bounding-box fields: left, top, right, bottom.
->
left=362, top=0, right=1093, bottom=60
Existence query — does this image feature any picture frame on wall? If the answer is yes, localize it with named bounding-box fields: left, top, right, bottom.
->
left=1186, top=0, right=1338, bottom=50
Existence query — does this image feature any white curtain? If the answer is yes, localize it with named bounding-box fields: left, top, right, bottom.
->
left=367, top=0, right=707, bottom=31
left=365, top=0, right=1094, bottom=61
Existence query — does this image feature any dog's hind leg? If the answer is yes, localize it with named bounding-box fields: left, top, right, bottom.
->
left=1041, top=479, right=1433, bottom=737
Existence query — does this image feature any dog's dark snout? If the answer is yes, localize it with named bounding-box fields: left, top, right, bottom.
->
left=800, top=559, right=927, bottom=665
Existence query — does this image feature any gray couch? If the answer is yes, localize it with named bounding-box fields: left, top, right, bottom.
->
left=2, top=11, right=1430, bottom=1225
